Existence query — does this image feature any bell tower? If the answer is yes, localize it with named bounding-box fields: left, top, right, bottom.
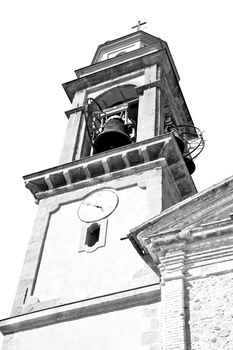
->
left=0, top=31, right=203, bottom=350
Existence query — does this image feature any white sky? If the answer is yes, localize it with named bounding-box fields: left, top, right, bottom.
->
left=0, top=0, right=233, bottom=337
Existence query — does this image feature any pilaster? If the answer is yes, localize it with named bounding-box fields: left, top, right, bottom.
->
left=145, top=240, right=187, bottom=350
left=11, top=199, right=58, bottom=316
left=59, top=91, right=85, bottom=164
left=158, top=247, right=187, bottom=350
left=137, top=65, right=161, bottom=141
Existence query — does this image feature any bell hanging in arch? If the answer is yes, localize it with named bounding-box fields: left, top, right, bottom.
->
left=93, top=116, right=131, bottom=153
left=183, top=156, right=196, bottom=175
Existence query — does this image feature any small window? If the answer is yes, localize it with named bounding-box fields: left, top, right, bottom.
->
left=85, top=223, right=100, bottom=247
left=78, top=219, right=108, bottom=253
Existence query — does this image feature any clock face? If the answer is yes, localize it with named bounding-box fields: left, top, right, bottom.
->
left=78, top=189, right=119, bottom=223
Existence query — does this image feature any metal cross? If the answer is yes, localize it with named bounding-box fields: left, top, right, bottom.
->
left=131, top=20, right=147, bottom=31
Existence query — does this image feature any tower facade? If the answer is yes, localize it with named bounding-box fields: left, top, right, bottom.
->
left=0, top=31, right=200, bottom=350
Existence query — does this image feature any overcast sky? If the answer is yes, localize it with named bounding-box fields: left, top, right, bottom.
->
left=0, top=0, right=233, bottom=335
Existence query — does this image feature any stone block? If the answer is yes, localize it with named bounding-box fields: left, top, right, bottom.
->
left=87, top=161, right=105, bottom=177
left=107, top=155, right=126, bottom=172
left=127, top=149, right=143, bottom=166
left=141, top=331, right=160, bottom=345
left=146, top=142, right=164, bottom=161
left=28, top=177, right=48, bottom=192
left=69, top=167, right=86, bottom=183
left=151, top=318, right=160, bottom=330
left=143, top=306, right=159, bottom=318
left=149, top=345, right=160, bottom=350
left=166, top=147, right=180, bottom=166
left=169, top=162, right=186, bottom=181
left=50, top=173, right=67, bottom=188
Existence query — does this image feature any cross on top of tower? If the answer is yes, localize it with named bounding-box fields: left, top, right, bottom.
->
left=131, top=20, right=147, bottom=31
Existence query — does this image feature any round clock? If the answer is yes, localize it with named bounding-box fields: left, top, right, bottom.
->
left=78, top=189, right=119, bottom=223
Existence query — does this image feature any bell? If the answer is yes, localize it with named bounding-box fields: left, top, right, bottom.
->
left=172, top=131, right=185, bottom=154
left=183, top=156, right=196, bottom=175
left=94, top=116, right=131, bottom=153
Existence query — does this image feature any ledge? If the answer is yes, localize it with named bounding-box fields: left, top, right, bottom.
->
left=78, top=42, right=166, bottom=78
left=143, top=217, right=233, bottom=247
left=63, top=50, right=166, bottom=102
left=23, top=134, right=197, bottom=201
left=0, top=284, right=160, bottom=335
left=129, top=174, right=233, bottom=240
left=128, top=191, right=233, bottom=276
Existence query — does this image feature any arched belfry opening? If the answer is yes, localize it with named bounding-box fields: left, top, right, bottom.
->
left=95, top=84, right=138, bottom=109
left=84, top=84, right=139, bottom=155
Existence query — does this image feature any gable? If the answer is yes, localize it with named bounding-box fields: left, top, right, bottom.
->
left=130, top=174, right=233, bottom=241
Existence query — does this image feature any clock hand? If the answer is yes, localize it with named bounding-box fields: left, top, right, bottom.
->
left=84, top=202, right=104, bottom=210
left=95, top=204, right=104, bottom=210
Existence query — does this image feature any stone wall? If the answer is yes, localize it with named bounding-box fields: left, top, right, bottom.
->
left=187, top=272, right=233, bottom=350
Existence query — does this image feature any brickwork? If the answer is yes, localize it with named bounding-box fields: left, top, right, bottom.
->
left=158, top=250, right=187, bottom=350
left=160, top=279, right=186, bottom=350
left=187, top=273, right=233, bottom=350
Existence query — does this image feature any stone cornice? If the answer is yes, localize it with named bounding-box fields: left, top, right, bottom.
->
left=142, top=216, right=233, bottom=248
left=79, top=44, right=165, bottom=78
left=79, top=31, right=179, bottom=82
left=129, top=174, right=233, bottom=239
left=130, top=215, right=233, bottom=278
left=0, top=284, right=160, bottom=335
left=23, top=134, right=196, bottom=202
left=63, top=49, right=167, bottom=102
left=63, top=51, right=193, bottom=131
left=90, top=31, right=169, bottom=65
left=159, top=250, right=187, bottom=282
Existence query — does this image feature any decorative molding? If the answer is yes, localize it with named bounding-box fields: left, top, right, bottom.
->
left=0, top=284, right=160, bottom=335
left=146, top=219, right=233, bottom=247
left=24, top=296, right=40, bottom=306
left=44, top=176, right=53, bottom=190
left=135, top=79, right=162, bottom=95
left=134, top=216, right=233, bottom=281
left=23, top=134, right=196, bottom=202
left=63, top=49, right=167, bottom=102
left=49, top=203, right=61, bottom=214
left=65, top=106, right=84, bottom=119
left=130, top=175, right=233, bottom=239
left=63, top=171, right=72, bottom=185
left=159, top=250, right=186, bottom=283
left=78, top=219, right=108, bottom=253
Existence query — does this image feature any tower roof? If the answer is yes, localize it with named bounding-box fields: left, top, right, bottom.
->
left=92, top=30, right=167, bottom=64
